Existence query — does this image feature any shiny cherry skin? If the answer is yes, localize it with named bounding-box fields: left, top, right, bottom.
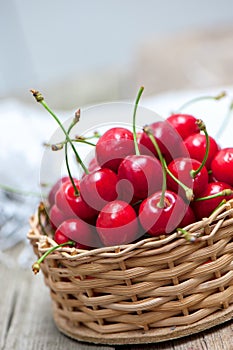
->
left=184, top=133, right=220, bottom=169
left=95, top=127, right=135, bottom=172
left=117, top=154, right=163, bottom=201
left=53, top=230, right=71, bottom=245
left=55, top=179, right=98, bottom=221
left=87, top=157, right=100, bottom=173
left=192, top=182, right=233, bottom=220
left=55, top=218, right=102, bottom=248
left=211, top=148, right=233, bottom=186
left=49, top=204, right=74, bottom=230
left=167, top=114, right=199, bottom=140
left=178, top=205, right=196, bottom=228
left=167, top=157, right=209, bottom=199
left=79, top=168, right=118, bottom=212
left=139, top=190, right=188, bottom=236
left=139, top=121, right=188, bottom=163
left=48, top=176, right=69, bottom=206
left=96, top=200, right=138, bottom=246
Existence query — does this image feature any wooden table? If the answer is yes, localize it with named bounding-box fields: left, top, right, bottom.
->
left=0, top=243, right=233, bottom=350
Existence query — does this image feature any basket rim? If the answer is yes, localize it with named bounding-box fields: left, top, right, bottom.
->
left=27, top=199, right=233, bottom=260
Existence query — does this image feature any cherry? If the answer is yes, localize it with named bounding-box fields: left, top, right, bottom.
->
left=167, top=114, right=199, bottom=140
left=47, top=176, right=69, bottom=206
left=178, top=205, right=196, bottom=228
left=55, top=179, right=98, bottom=221
left=192, top=182, right=233, bottom=220
left=95, top=127, right=135, bottom=172
left=56, top=218, right=101, bottom=248
left=79, top=167, right=119, bottom=211
left=96, top=200, right=138, bottom=246
left=139, top=120, right=188, bottom=163
left=49, top=203, right=73, bottom=230
left=87, top=157, right=100, bottom=173
left=118, top=154, right=163, bottom=201
left=53, top=229, right=72, bottom=245
left=117, top=87, right=163, bottom=202
left=184, top=133, right=220, bottom=170
left=139, top=191, right=188, bottom=236
left=167, top=157, right=208, bottom=199
left=211, top=148, right=233, bottom=186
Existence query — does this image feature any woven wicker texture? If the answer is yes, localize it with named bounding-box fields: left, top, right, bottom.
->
left=28, top=199, right=233, bottom=342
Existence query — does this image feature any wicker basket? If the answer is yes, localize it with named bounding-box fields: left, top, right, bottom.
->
left=27, top=199, right=233, bottom=345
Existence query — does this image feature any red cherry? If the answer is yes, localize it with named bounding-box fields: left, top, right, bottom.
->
left=184, top=133, right=220, bottom=169
left=55, top=218, right=101, bottom=248
left=192, top=182, right=233, bottom=220
left=96, top=200, right=138, bottom=246
left=54, top=230, right=71, bottom=245
left=139, top=191, right=188, bottom=236
left=95, top=127, right=135, bottom=172
left=117, top=154, right=163, bottom=201
left=178, top=205, right=196, bottom=228
left=87, top=157, right=100, bottom=173
left=48, top=176, right=69, bottom=206
left=211, top=148, right=233, bottom=186
left=55, top=179, right=98, bottom=221
left=49, top=204, right=74, bottom=230
left=139, top=121, right=188, bottom=163
left=79, top=168, right=118, bottom=211
left=167, top=114, right=199, bottom=140
left=167, top=157, right=208, bottom=199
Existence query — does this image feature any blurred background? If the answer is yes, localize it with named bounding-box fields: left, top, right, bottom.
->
left=1, top=0, right=233, bottom=108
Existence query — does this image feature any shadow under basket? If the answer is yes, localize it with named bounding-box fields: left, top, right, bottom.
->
left=27, top=199, right=233, bottom=345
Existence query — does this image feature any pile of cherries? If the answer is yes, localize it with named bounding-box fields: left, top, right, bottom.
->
left=32, top=89, right=233, bottom=251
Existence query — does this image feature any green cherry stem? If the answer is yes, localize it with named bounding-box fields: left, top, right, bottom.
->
left=32, top=240, right=75, bottom=274
left=177, top=228, right=197, bottom=243
left=175, top=91, right=226, bottom=113
left=133, top=86, right=144, bottom=155
left=143, top=127, right=194, bottom=202
left=44, top=138, right=96, bottom=150
left=215, top=99, right=233, bottom=140
left=143, top=126, right=167, bottom=208
left=163, top=158, right=194, bottom=202
left=190, top=119, right=209, bottom=178
left=194, top=189, right=233, bottom=202
left=30, top=90, right=88, bottom=174
left=64, top=109, right=81, bottom=196
left=75, top=131, right=101, bottom=140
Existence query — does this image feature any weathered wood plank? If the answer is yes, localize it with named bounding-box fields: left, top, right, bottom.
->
left=1, top=265, right=114, bottom=350
left=117, top=321, right=233, bottom=350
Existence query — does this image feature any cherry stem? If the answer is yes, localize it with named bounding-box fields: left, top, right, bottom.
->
left=177, top=228, right=197, bottom=242
left=190, top=119, right=209, bottom=178
left=133, top=86, right=144, bottom=155
left=175, top=91, right=226, bottom=113
left=210, top=199, right=227, bottom=215
left=64, top=111, right=81, bottom=196
left=143, top=126, right=167, bottom=208
left=30, top=90, right=88, bottom=174
left=32, top=240, right=75, bottom=274
left=162, top=160, right=194, bottom=201
left=51, top=139, right=96, bottom=149
left=215, top=99, right=233, bottom=140
left=194, top=189, right=233, bottom=202
left=75, top=131, right=101, bottom=140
